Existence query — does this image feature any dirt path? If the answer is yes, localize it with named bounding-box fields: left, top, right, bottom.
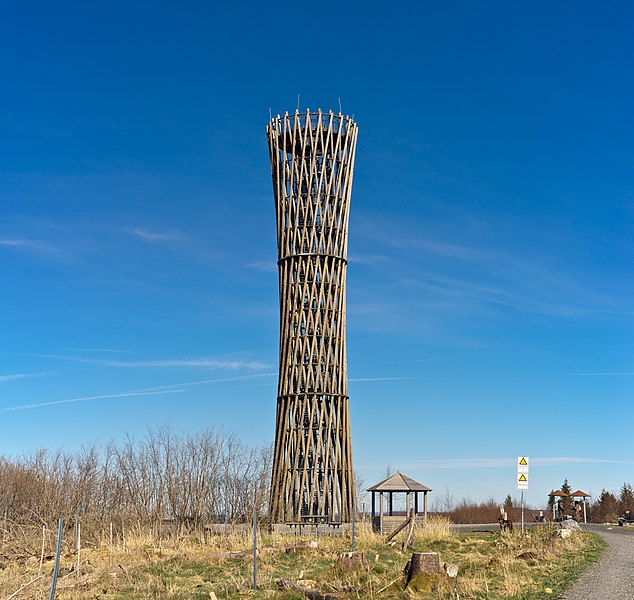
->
left=560, top=524, right=634, bottom=599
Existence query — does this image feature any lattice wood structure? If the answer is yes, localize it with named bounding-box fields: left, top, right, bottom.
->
left=266, top=109, right=357, bottom=523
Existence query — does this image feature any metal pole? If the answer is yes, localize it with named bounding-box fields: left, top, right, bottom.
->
left=49, top=518, right=63, bottom=600
left=583, top=499, right=587, bottom=524
left=351, top=508, right=355, bottom=552
left=521, top=491, right=525, bottom=533
left=252, top=506, right=257, bottom=590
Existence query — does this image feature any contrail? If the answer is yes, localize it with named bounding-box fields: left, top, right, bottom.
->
left=0, top=372, right=277, bottom=413
left=1, top=389, right=184, bottom=412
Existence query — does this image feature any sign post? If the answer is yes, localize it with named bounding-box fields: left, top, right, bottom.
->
left=517, top=457, right=529, bottom=533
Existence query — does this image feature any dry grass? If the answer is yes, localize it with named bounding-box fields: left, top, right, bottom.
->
left=0, top=521, right=605, bottom=599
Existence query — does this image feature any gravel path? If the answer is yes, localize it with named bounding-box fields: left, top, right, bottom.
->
left=560, top=524, right=634, bottom=599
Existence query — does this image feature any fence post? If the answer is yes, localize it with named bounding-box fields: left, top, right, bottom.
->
left=252, top=506, right=257, bottom=590
left=49, top=518, right=63, bottom=600
left=39, top=525, right=46, bottom=575
left=351, top=509, right=355, bottom=552
left=77, top=521, right=81, bottom=573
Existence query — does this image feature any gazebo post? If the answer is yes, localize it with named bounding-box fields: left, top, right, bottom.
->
left=389, top=492, right=393, bottom=516
left=583, top=498, right=587, bottom=524
left=371, top=492, right=375, bottom=520
left=423, top=491, right=428, bottom=525
left=414, top=492, right=419, bottom=515
left=379, top=492, right=383, bottom=535
left=406, top=492, right=410, bottom=516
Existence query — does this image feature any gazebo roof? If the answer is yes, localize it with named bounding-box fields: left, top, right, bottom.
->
left=367, top=471, right=432, bottom=493
left=548, top=490, right=569, bottom=497
left=570, top=490, right=591, bottom=498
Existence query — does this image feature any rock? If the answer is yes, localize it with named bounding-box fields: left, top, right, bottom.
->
left=561, top=519, right=581, bottom=530
left=443, top=563, right=459, bottom=578
left=557, top=528, right=573, bottom=538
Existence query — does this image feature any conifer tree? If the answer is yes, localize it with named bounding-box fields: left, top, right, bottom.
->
left=618, top=482, right=634, bottom=514
left=593, top=489, right=618, bottom=522
left=560, top=478, right=573, bottom=514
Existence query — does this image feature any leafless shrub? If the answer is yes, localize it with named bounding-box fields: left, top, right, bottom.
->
left=0, top=425, right=272, bottom=541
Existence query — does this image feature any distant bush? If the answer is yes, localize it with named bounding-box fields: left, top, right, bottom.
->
left=430, top=495, right=538, bottom=524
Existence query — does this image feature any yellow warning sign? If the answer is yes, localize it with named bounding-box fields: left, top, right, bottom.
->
left=518, top=474, right=527, bottom=482
left=519, top=458, right=527, bottom=465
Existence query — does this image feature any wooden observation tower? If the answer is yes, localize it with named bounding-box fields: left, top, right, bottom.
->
left=266, top=109, right=357, bottom=523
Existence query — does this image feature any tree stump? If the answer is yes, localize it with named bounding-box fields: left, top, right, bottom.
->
left=404, top=552, right=440, bottom=588
left=336, top=551, right=368, bottom=571
left=285, top=540, right=319, bottom=554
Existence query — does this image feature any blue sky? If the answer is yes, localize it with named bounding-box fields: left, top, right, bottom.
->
left=1, top=1, right=632, bottom=507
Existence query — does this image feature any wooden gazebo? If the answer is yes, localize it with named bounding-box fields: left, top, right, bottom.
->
left=570, top=490, right=591, bottom=523
left=367, top=471, right=432, bottom=534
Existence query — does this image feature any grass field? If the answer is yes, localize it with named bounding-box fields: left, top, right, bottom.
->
left=0, top=518, right=606, bottom=599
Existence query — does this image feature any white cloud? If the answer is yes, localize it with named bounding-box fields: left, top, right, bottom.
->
left=126, top=227, right=184, bottom=244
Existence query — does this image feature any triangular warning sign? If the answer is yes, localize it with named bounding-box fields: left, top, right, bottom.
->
left=519, top=474, right=527, bottom=482
left=519, top=458, right=527, bottom=465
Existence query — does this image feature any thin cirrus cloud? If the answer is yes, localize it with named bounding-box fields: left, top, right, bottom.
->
left=0, top=238, right=61, bottom=255
left=124, top=226, right=222, bottom=266
left=359, top=457, right=634, bottom=470
left=22, top=354, right=270, bottom=371
left=248, top=261, right=277, bottom=272
left=125, top=227, right=185, bottom=244
left=94, top=358, right=271, bottom=370
left=0, top=372, right=52, bottom=383
left=349, top=377, right=415, bottom=382
left=0, top=388, right=184, bottom=412
left=358, top=214, right=630, bottom=318
left=357, top=234, right=626, bottom=319
left=0, top=373, right=275, bottom=412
